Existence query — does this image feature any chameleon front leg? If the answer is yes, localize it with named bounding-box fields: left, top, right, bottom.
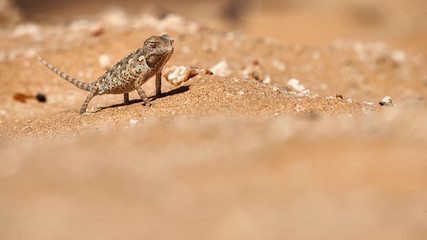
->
left=135, top=87, right=151, bottom=107
left=155, top=72, right=162, bottom=98
left=134, top=74, right=151, bottom=107
left=124, top=93, right=129, bottom=105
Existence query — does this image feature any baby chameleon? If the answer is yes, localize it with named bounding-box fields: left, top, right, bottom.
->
left=38, top=34, right=174, bottom=114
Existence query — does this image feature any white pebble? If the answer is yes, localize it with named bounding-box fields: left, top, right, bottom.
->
left=99, top=54, right=111, bottom=70
left=379, top=96, right=393, bottom=106
left=210, top=60, right=232, bottom=76
left=287, top=78, right=306, bottom=92
left=391, top=50, right=406, bottom=64
left=165, top=66, right=187, bottom=85
left=129, top=119, right=139, bottom=127
left=238, top=91, right=245, bottom=95
left=262, top=76, right=271, bottom=84
left=163, top=65, right=211, bottom=86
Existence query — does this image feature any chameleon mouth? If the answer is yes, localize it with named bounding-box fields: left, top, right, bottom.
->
left=159, top=34, right=174, bottom=45
left=160, top=35, right=174, bottom=53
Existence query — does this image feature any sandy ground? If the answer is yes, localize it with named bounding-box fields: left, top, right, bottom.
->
left=1, top=0, right=427, bottom=239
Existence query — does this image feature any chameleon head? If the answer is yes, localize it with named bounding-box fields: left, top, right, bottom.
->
left=143, top=34, right=174, bottom=70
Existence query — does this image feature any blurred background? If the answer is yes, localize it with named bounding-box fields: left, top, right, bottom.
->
left=4, top=0, right=427, bottom=54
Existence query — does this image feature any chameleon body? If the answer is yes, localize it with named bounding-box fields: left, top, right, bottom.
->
left=38, top=34, right=174, bottom=114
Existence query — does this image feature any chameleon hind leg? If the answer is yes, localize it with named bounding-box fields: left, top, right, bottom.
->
left=80, top=88, right=98, bottom=114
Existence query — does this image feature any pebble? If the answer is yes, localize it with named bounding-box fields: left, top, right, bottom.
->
left=90, top=21, right=105, bottom=36
left=241, top=60, right=266, bottom=82
left=391, top=50, right=406, bottom=65
left=129, top=119, right=139, bottom=127
left=35, top=93, right=47, bottom=102
left=163, top=65, right=212, bottom=86
left=164, top=66, right=188, bottom=85
left=287, top=78, right=306, bottom=92
left=98, top=54, right=111, bottom=70
left=0, top=109, right=7, bottom=116
left=262, top=76, right=271, bottom=84
left=379, top=96, right=393, bottom=106
left=210, top=61, right=232, bottom=76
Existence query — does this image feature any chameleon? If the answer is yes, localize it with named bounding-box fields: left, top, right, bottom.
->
left=37, top=34, right=174, bottom=114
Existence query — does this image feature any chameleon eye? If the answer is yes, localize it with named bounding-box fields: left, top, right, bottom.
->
left=149, top=41, right=158, bottom=48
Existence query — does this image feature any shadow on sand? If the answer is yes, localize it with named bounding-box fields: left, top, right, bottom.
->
left=96, top=85, right=190, bottom=112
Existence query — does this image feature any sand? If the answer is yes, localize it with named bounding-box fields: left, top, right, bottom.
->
left=1, top=0, right=427, bottom=239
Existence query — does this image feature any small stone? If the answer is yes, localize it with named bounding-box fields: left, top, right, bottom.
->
left=163, top=65, right=212, bottom=86
left=300, top=89, right=311, bottom=95
left=210, top=61, right=232, bottom=76
left=129, top=119, right=139, bottom=127
left=379, top=96, right=393, bottom=106
left=336, top=94, right=344, bottom=99
left=35, top=93, right=46, bottom=102
left=272, top=87, right=280, bottom=92
left=262, top=76, right=271, bottom=84
left=0, top=109, right=7, bottom=116
left=90, top=21, right=105, bottom=36
left=391, top=50, right=406, bottom=65
left=287, top=78, right=306, bottom=92
left=99, top=54, right=111, bottom=70
left=238, top=91, right=245, bottom=95
left=241, top=60, right=265, bottom=81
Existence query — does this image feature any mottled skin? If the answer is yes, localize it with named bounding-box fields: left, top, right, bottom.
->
left=38, top=34, right=174, bottom=114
